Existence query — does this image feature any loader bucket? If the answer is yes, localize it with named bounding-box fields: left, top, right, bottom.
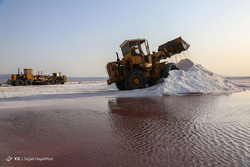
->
left=158, top=37, right=190, bottom=55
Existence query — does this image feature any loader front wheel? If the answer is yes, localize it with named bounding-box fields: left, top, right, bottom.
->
left=115, top=80, right=127, bottom=91
left=15, top=79, right=24, bottom=86
left=162, top=63, right=179, bottom=78
left=124, top=70, right=147, bottom=90
left=24, top=79, right=32, bottom=86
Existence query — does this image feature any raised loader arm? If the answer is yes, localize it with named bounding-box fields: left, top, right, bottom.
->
left=150, top=37, right=190, bottom=80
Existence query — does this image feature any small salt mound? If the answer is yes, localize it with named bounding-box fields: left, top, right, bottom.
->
left=176, top=58, right=194, bottom=71
left=156, top=59, right=242, bottom=95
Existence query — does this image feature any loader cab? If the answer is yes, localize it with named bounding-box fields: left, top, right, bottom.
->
left=120, top=39, right=150, bottom=60
left=23, top=68, right=33, bottom=80
left=53, top=73, right=61, bottom=78
left=24, top=69, right=33, bottom=75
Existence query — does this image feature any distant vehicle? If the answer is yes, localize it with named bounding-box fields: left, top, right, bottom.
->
left=8, top=68, right=67, bottom=86
left=106, top=37, right=190, bottom=90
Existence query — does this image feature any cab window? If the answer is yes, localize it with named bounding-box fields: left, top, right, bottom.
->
left=121, top=43, right=129, bottom=56
left=129, top=41, right=140, bottom=56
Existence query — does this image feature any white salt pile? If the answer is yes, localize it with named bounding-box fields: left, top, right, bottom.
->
left=156, top=59, right=242, bottom=95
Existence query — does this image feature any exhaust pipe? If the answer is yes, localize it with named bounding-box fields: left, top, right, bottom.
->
left=116, top=52, right=120, bottom=61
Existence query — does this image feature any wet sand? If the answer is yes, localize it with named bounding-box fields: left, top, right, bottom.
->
left=0, top=91, right=250, bottom=167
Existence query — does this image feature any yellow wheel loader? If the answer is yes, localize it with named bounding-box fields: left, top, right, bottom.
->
left=9, top=68, right=34, bottom=86
left=106, top=37, right=190, bottom=90
left=8, top=69, right=67, bottom=86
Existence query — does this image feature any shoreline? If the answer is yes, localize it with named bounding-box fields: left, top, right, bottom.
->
left=0, top=89, right=248, bottom=110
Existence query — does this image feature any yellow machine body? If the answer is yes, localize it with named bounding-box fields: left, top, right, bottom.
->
left=106, top=37, right=190, bottom=90
left=9, top=69, right=67, bottom=86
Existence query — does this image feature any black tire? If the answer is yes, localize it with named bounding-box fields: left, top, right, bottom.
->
left=59, top=78, right=65, bottom=84
left=15, top=79, right=24, bottom=86
left=24, top=79, right=32, bottom=86
left=161, top=63, right=179, bottom=78
left=115, top=80, right=127, bottom=91
left=44, top=81, right=50, bottom=85
left=124, top=70, right=147, bottom=90
left=11, top=81, right=16, bottom=86
left=50, top=79, right=58, bottom=85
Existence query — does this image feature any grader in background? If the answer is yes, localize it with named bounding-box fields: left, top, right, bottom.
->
left=8, top=68, right=67, bottom=86
left=106, top=37, right=190, bottom=90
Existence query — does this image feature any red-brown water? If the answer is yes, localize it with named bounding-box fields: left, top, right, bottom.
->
left=0, top=91, right=250, bottom=167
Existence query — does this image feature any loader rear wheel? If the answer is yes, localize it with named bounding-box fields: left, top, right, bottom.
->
left=124, top=70, right=147, bottom=90
left=115, top=80, right=127, bottom=91
left=50, top=79, right=58, bottom=85
left=161, top=63, right=178, bottom=78
left=24, top=79, right=32, bottom=86
left=15, top=79, right=24, bottom=86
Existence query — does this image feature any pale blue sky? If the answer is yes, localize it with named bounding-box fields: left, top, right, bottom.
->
left=0, top=0, right=249, bottom=77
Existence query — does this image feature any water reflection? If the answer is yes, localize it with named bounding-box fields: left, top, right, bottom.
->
left=1, top=93, right=249, bottom=167
left=108, top=96, right=250, bottom=166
